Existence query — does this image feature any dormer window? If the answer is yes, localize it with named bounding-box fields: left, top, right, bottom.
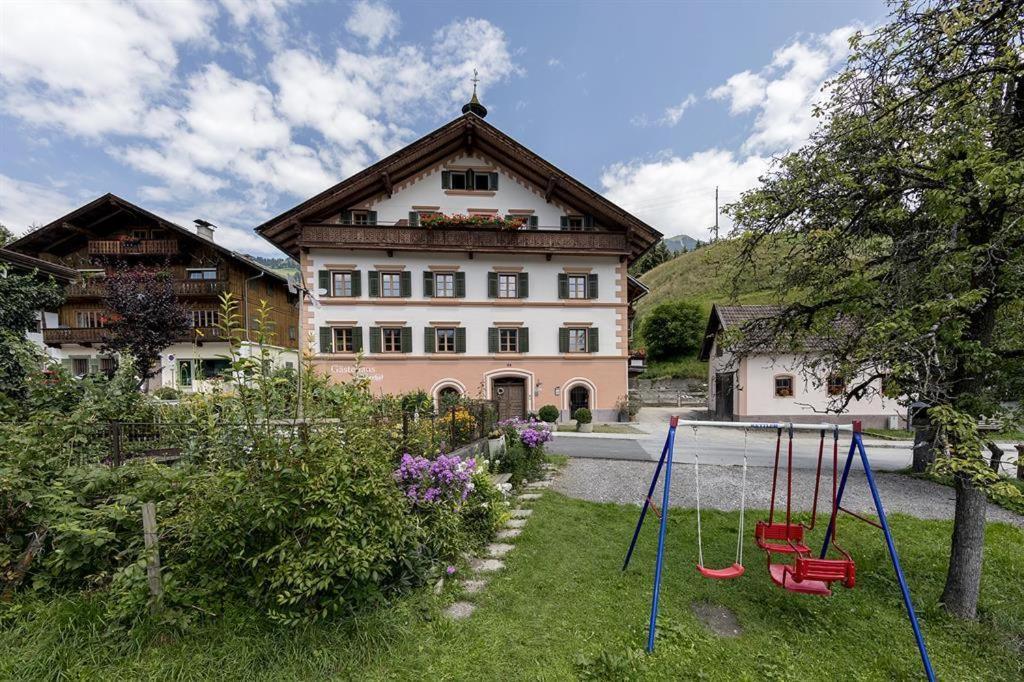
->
left=341, top=210, right=376, bottom=225
left=560, top=215, right=594, bottom=231
left=442, top=170, right=498, bottom=192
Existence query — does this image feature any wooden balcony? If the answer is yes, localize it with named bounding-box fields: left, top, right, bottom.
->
left=88, top=239, right=179, bottom=256
left=300, top=223, right=630, bottom=256
left=67, top=279, right=228, bottom=298
left=44, top=326, right=224, bottom=347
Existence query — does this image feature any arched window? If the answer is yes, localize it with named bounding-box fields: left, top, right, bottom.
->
left=437, top=385, right=462, bottom=409
left=569, top=385, right=591, bottom=414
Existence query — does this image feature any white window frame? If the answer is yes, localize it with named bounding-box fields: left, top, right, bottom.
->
left=497, top=273, right=518, bottom=299
left=435, top=327, right=456, bottom=353
left=567, top=275, right=587, bottom=299
left=186, top=268, right=218, bottom=281
left=381, top=272, right=402, bottom=298
left=334, top=327, right=354, bottom=353
left=434, top=272, right=455, bottom=298
left=382, top=327, right=403, bottom=353
left=498, top=328, right=519, bottom=353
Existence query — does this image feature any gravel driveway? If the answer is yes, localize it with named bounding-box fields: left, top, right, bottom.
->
left=552, top=457, right=1024, bottom=528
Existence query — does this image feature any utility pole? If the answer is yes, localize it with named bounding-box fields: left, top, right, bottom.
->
left=713, top=186, right=719, bottom=242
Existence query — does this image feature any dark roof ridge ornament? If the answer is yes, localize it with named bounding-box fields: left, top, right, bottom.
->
left=462, top=68, right=487, bottom=118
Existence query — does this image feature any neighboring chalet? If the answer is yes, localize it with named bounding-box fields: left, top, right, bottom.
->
left=8, top=194, right=299, bottom=390
left=256, top=93, right=659, bottom=421
left=0, top=247, right=77, bottom=351
left=700, top=304, right=900, bottom=428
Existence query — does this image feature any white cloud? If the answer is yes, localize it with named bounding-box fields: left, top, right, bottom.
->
left=601, top=150, right=769, bottom=242
left=0, top=174, right=82, bottom=234
left=547, top=58, right=562, bottom=68
left=0, top=0, right=216, bottom=137
left=708, top=26, right=857, bottom=153
left=662, top=94, right=698, bottom=126
left=345, top=1, right=400, bottom=49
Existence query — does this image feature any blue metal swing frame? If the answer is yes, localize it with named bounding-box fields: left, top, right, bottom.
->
left=622, top=418, right=936, bottom=681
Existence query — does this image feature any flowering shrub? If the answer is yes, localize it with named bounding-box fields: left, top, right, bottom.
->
left=437, top=407, right=478, bottom=449
left=494, top=417, right=552, bottom=485
left=394, top=453, right=476, bottom=507
left=497, top=416, right=553, bottom=450
left=421, top=212, right=525, bottom=231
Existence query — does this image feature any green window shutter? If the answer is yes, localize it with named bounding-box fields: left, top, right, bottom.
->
left=320, top=327, right=332, bottom=353
left=369, top=327, right=381, bottom=353
left=340, top=210, right=352, bottom=224
left=583, top=214, right=594, bottom=228
left=519, top=327, right=529, bottom=353
left=529, top=216, right=539, bottom=229
left=487, top=272, right=498, bottom=298
left=518, top=272, right=529, bottom=299
left=441, top=171, right=451, bottom=189
left=401, top=326, right=412, bottom=353
left=423, top=271, right=434, bottom=297
left=455, top=327, right=466, bottom=353
left=489, top=172, right=499, bottom=190
left=352, top=326, right=363, bottom=352
left=400, top=271, right=412, bottom=297
left=588, top=273, right=599, bottom=299
left=318, top=270, right=330, bottom=294
left=424, top=327, right=435, bottom=353
left=488, top=327, right=498, bottom=353
left=368, top=271, right=380, bottom=297
left=559, top=328, right=570, bottom=353
left=351, top=271, right=362, bottom=297
left=560, top=216, right=569, bottom=229
left=557, top=273, right=569, bottom=299
left=587, top=327, right=599, bottom=353
left=454, top=271, right=466, bottom=298
left=367, top=211, right=377, bottom=225
left=408, top=211, right=420, bottom=227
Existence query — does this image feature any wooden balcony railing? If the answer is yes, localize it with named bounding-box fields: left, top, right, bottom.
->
left=300, top=223, right=630, bottom=255
left=44, top=326, right=224, bottom=346
left=88, top=239, right=179, bottom=256
left=67, top=279, right=228, bottom=297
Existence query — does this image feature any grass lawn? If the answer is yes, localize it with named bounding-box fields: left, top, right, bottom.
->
left=3, top=494, right=1022, bottom=680
left=638, top=356, right=708, bottom=381
left=557, top=424, right=645, bottom=434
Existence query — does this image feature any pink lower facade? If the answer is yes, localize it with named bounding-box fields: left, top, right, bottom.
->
left=312, top=355, right=628, bottom=421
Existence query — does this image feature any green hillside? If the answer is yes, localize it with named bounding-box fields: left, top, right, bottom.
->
left=634, top=238, right=785, bottom=380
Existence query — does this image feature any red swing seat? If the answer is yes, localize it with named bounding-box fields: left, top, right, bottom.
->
left=697, top=563, right=745, bottom=580
left=754, top=521, right=810, bottom=555
left=769, top=555, right=856, bottom=596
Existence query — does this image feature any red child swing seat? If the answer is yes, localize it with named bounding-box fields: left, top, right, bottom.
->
left=693, top=427, right=748, bottom=580
left=760, top=426, right=856, bottom=596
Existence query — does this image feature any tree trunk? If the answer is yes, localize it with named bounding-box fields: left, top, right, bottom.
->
left=985, top=441, right=1003, bottom=472
left=911, top=427, right=936, bottom=473
left=940, top=473, right=987, bottom=619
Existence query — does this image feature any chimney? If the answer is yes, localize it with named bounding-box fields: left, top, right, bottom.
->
left=193, top=219, right=216, bottom=241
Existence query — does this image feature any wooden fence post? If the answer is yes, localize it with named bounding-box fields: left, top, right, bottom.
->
left=141, top=502, right=163, bottom=613
left=1016, top=444, right=1024, bottom=481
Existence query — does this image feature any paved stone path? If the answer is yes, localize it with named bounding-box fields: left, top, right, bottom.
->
left=445, top=470, right=558, bottom=620
left=553, top=457, right=1024, bottom=528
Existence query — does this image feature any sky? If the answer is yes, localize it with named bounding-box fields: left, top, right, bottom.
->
left=0, top=0, right=889, bottom=257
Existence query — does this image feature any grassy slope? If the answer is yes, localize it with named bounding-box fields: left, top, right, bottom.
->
left=635, top=238, right=784, bottom=380
left=3, top=494, right=1022, bottom=681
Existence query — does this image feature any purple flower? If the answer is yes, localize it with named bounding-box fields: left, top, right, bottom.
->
left=446, top=565, right=457, bottom=575
left=393, top=452, right=477, bottom=508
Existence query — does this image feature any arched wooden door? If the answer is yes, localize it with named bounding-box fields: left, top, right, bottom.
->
left=492, top=377, right=526, bottom=421
left=569, top=385, right=591, bottom=415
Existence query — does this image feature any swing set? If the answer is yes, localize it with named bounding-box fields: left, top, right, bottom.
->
left=622, top=417, right=936, bottom=681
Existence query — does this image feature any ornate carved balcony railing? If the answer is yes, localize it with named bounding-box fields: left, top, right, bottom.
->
left=44, top=326, right=224, bottom=346
left=300, top=223, right=630, bottom=255
left=88, top=239, right=179, bottom=256
left=67, top=279, right=227, bottom=297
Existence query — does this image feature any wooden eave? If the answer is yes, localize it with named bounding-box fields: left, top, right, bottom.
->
left=256, top=113, right=661, bottom=261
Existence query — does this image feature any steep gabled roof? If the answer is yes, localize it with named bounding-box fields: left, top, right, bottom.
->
left=255, top=112, right=661, bottom=260
left=9, top=193, right=291, bottom=285
left=699, top=304, right=856, bottom=360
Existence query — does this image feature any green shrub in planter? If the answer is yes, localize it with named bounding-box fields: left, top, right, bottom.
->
left=573, top=408, right=592, bottom=424
left=537, top=404, right=559, bottom=423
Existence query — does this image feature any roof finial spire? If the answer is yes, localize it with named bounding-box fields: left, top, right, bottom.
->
left=462, top=68, right=487, bottom=118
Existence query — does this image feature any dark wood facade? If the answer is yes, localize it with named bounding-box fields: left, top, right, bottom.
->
left=9, top=194, right=298, bottom=350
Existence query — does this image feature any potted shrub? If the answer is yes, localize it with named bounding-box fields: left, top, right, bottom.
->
left=538, top=404, right=559, bottom=423
left=487, top=429, right=505, bottom=457
left=574, top=407, right=593, bottom=433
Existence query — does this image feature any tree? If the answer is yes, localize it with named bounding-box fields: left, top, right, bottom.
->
left=102, top=265, right=190, bottom=386
left=638, top=301, right=704, bottom=361
left=726, top=0, right=1023, bottom=619
left=629, top=239, right=674, bottom=277
left=0, top=263, right=66, bottom=401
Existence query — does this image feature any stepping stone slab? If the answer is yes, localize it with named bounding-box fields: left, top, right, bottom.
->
left=527, top=480, right=552, bottom=489
left=461, top=579, right=487, bottom=594
left=486, top=543, right=515, bottom=557
left=495, top=528, right=521, bottom=540
left=444, top=602, right=476, bottom=620
left=518, top=493, right=542, bottom=501
left=504, top=519, right=527, bottom=529
left=511, top=508, right=533, bottom=518
left=470, top=558, right=505, bottom=573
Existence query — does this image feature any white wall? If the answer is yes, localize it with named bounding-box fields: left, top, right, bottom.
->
left=306, top=249, right=623, bottom=357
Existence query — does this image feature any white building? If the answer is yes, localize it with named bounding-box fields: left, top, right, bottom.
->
left=700, top=304, right=901, bottom=428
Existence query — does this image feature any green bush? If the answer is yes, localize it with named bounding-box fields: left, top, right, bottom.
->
left=459, top=472, right=508, bottom=548
left=638, top=301, right=704, bottom=361
left=537, top=405, right=559, bottom=423
left=153, top=386, right=179, bottom=400
left=500, top=440, right=544, bottom=486
left=573, top=408, right=592, bottom=424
